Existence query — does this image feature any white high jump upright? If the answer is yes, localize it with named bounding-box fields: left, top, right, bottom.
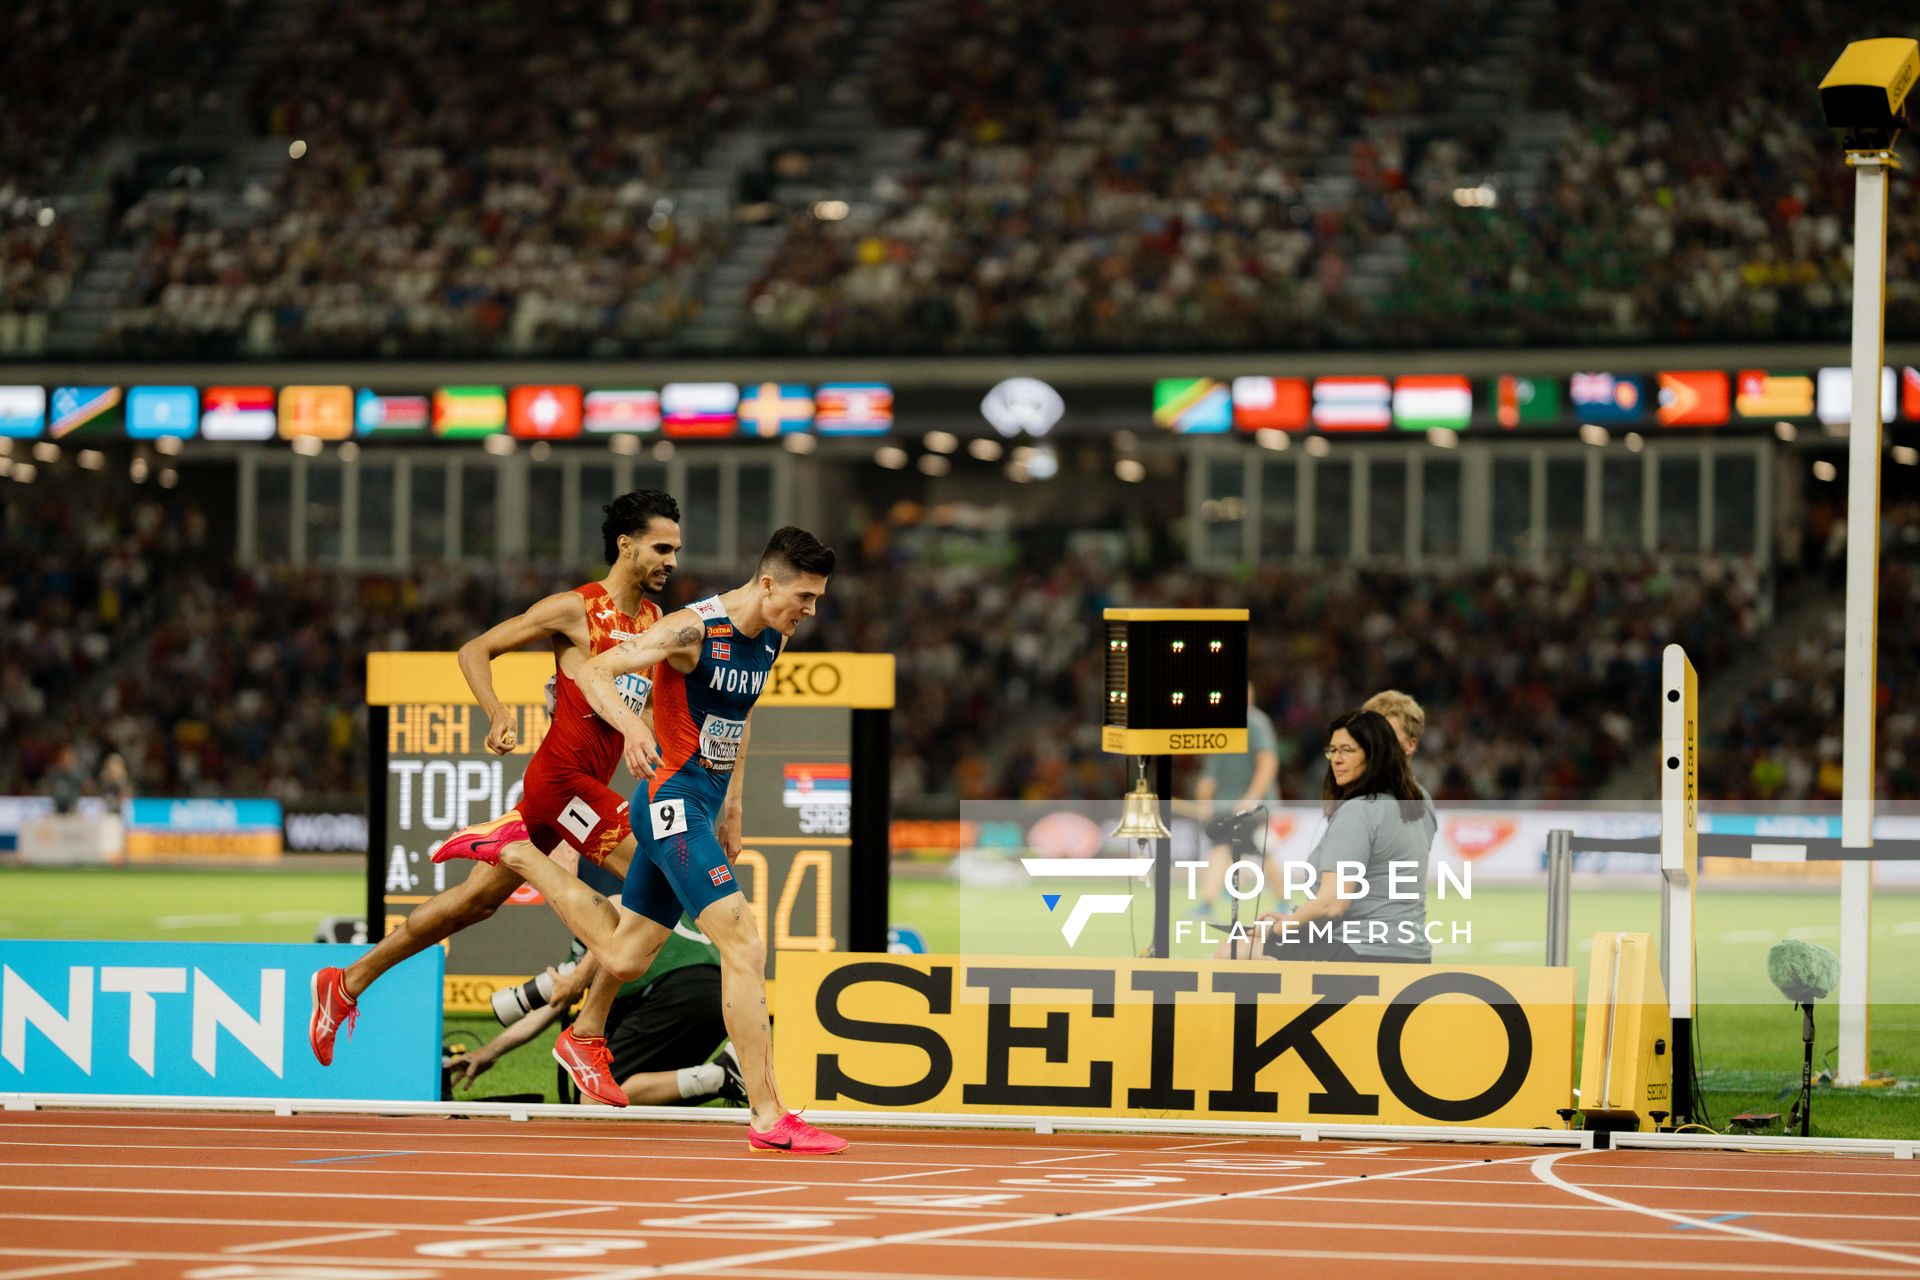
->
left=1659, top=644, right=1698, bottom=1122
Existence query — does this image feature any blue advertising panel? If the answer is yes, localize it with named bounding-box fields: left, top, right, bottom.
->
left=125, top=797, right=283, bottom=861
left=0, top=941, right=442, bottom=1100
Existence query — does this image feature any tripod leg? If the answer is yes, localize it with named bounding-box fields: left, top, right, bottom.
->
left=1800, top=1002, right=1815, bottom=1139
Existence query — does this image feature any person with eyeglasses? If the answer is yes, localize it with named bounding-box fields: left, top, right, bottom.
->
left=1216, top=708, right=1436, bottom=963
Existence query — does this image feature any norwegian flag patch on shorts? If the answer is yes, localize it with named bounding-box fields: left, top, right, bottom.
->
left=709, top=865, right=733, bottom=886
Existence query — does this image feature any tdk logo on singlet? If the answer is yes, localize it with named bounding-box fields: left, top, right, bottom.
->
left=709, top=667, right=767, bottom=695
left=614, top=673, right=653, bottom=715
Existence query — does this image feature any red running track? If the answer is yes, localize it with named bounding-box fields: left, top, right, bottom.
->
left=0, top=1110, right=1917, bottom=1279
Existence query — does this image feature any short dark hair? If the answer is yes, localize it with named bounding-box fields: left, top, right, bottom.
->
left=759, top=526, right=835, bottom=580
left=1321, top=709, right=1424, bottom=815
left=601, top=490, right=680, bottom=564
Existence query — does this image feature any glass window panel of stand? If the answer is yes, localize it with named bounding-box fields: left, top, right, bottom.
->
left=1712, top=453, right=1758, bottom=554
left=1260, top=459, right=1297, bottom=559
left=1491, top=456, right=1533, bottom=558
left=1657, top=454, right=1702, bottom=552
left=1367, top=458, right=1407, bottom=559
left=1313, top=459, right=1352, bottom=559
left=576, top=463, right=614, bottom=567
left=1422, top=457, right=1462, bottom=558
left=461, top=463, right=497, bottom=560
left=737, top=461, right=776, bottom=564
left=1545, top=457, right=1586, bottom=554
left=256, top=465, right=292, bottom=562
left=1201, top=457, right=1247, bottom=562
left=411, top=463, right=449, bottom=562
left=306, top=461, right=344, bottom=562
left=682, top=463, right=721, bottom=564
left=529, top=465, right=564, bottom=564
left=1601, top=456, right=1643, bottom=550
left=358, top=462, right=395, bottom=561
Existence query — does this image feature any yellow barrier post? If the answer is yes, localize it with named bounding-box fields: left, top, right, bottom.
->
left=1577, top=932, right=1674, bottom=1132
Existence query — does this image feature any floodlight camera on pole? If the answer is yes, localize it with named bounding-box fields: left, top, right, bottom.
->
left=1817, top=36, right=1916, bottom=1086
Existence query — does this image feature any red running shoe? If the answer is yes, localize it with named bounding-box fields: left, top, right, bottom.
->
left=554, top=1026, right=628, bottom=1108
left=748, top=1113, right=848, bottom=1155
left=309, top=966, right=358, bottom=1067
left=433, top=813, right=529, bottom=866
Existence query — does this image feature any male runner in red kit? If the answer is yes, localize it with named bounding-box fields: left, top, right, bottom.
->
left=308, top=490, right=680, bottom=1107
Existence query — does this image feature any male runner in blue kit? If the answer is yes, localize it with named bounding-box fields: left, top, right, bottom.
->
left=437, top=527, right=846, bottom=1154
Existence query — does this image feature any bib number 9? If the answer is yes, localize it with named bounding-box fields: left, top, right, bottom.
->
left=649, top=798, right=689, bottom=840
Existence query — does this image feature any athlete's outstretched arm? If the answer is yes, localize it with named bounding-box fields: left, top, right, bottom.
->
left=716, top=714, right=750, bottom=859
left=578, top=609, right=705, bottom=778
left=457, top=591, right=587, bottom=754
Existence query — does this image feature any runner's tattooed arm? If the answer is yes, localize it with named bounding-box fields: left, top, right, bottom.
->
left=578, top=609, right=705, bottom=778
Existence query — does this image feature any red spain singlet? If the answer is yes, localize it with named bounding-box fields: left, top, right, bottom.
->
left=525, top=582, right=661, bottom=788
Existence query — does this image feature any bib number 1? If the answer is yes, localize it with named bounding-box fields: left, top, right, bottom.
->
left=649, top=798, right=689, bottom=840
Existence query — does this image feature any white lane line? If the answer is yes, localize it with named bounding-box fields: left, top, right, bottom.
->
left=696, top=1268, right=1891, bottom=1280
left=624, top=1152, right=1544, bottom=1278
left=223, top=1229, right=397, bottom=1254
left=0, top=1128, right=1351, bottom=1166
left=0, top=1190, right=1032, bottom=1224
left=913, top=1240, right=1913, bottom=1274
left=1156, top=1139, right=1248, bottom=1153
left=1016, top=1153, right=1115, bottom=1166
left=152, top=913, right=245, bottom=929
left=10, top=1161, right=1920, bottom=1205
left=0, top=1211, right=823, bottom=1244
left=677, top=1186, right=806, bottom=1204
left=0, top=1138, right=1062, bottom=1176
left=0, top=1263, right=132, bottom=1280
left=467, top=1204, right=622, bottom=1226
left=1531, top=1150, right=1920, bottom=1270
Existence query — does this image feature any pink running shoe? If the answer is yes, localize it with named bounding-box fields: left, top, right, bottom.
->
left=433, top=813, right=529, bottom=866
left=309, top=966, right=358, bottom=1067
left=748, top=1113, right=848, bottom=1154
left=554, top=1026, right=628, bottom=1108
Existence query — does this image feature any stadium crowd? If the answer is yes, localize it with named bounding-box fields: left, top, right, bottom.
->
left=101, top=0, right=847, bottom=357
left=740, top=0, right=1918, bottom=354
left=819, top=546, right=1771, bottom=804
left=2, top=0, right=254, bottom=342
left=1705, top=500, right=1920, bottom=802
left=5, top=464, right=1818, bottom=811
left=5, top=0, right=1902, bottom=355
left=742, top=0, right=1499, bottom=353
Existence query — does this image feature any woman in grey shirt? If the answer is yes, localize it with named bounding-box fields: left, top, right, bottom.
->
left=1218, top=709, right=1436, bottom=963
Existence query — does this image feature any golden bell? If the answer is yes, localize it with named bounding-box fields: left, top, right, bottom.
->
left=1112, top=776, right=1171, bottom=841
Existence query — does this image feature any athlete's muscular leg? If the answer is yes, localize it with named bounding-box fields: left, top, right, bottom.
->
left=696, top=892, right=780, bottom=1130
left=567, top=934, right=663, bottom=1038
left=343, top=860, right=523, bottom=999
left=497, top=839, right=669, bottom=980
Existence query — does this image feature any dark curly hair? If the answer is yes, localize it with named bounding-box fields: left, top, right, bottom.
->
left=601, top=490, right=680, bottom=564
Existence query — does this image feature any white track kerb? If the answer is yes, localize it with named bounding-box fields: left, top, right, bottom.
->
left=5, top=1092, right=1916, bottom=1158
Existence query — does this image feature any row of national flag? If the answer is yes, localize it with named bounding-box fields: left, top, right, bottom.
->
left=0, top=382, right=896, bottom=441
left=1153, top=369, right=1920, bottom=434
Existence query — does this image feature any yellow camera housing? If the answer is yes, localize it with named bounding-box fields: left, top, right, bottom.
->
left=1818, top=37, right=1918, bottom=152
